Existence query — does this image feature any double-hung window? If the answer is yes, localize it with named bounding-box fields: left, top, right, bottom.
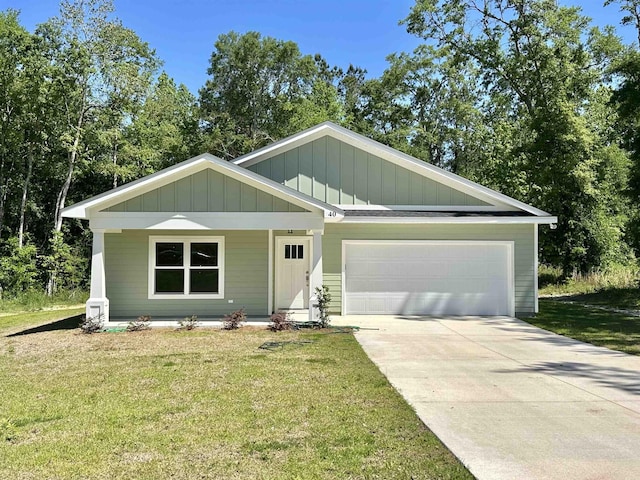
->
left=148, top=236, right=224, bottom=299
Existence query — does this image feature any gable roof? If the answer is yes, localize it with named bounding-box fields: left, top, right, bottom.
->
left=62, top=153, right=344, bottom=220
left=233, top=122, right=552, bottom=217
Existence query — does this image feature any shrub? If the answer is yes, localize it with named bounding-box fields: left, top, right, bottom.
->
left=222, top=308, right=246, bottom=330
left=178, top=315, right=199, bottom=330
left=80, top=314, right=104, bottom=334
left=315, top=285, right=332, bottom=328
left=127, top=315, right=151, bottom=332
left=269, top=311, right=292, bottom=331
left=0, top=237, right=38, bottom=297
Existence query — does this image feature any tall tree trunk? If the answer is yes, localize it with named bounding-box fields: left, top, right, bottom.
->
left=18, top=149, right=34, bottom=248
left=0, top=182, right=6, bottom=241
left=112, top=137, right=118, bottom=188
left=53, top=103, right=85, bottom=233
left=49, top=97, right=86, bottom=296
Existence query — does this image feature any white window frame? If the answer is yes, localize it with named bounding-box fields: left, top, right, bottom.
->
left=148, top=236, right=225, bottom=299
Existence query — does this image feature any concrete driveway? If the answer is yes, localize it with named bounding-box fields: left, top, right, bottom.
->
left=332, top=315, right=640, bottom=480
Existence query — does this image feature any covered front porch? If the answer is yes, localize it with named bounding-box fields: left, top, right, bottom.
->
left=86, top=219, right=325, bottom=326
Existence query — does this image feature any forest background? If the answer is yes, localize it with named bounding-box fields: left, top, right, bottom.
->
left=2, top=0, right=640, bottom=302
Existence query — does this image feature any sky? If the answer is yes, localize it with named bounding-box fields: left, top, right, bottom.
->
left=3, top=0, right=638, bottom=96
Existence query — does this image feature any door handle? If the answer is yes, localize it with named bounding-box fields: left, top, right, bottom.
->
left=305, top=271, right=309, bottom=286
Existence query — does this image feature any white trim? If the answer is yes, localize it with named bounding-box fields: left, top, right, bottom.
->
left=274, top=236, right=312, bottom=310
left=268, top=230, right=273, bottom=315
left=90, top=212, right=325, bottom=231
left=534, top=224, right=539, bottom=313
left=62, top=152, right=343, bottom=220
left=337, top=204, right=508, bottom=212
left=341, top=216, right=558, bottom=225
left=341, top=240, right=515, bottom=317
left=148, top=236, right=225, bottom=300
left=234, top=122, right=551, bottom=217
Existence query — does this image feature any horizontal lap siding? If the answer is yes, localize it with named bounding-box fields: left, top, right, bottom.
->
left=105, top=230, right=268, bottom=317
left=322, top=223, right=535, bottom=315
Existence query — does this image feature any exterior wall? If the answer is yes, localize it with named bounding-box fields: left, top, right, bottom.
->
left=105, top=170, right=305, bottom=213
left=321, top=223, right=535, bottom=315
left=247, top=136, right=490, bottom=206
left=105, top=229, right=268, bottom=318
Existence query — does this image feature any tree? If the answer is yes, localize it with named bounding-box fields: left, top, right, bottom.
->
left=122, top=72, right=201, bottom=175
left=46, top=0, right=158, bottom=233
left=404, top=0, right=630, bottom=274
left=199, top=31, right=342, bottom=158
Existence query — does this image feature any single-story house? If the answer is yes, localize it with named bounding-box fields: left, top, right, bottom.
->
left=62, top=122, right=557, bottom=325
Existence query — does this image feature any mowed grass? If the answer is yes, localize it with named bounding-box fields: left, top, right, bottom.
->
left=0, top=314, right=471, bottom=480
left=529, top=300, right=640, bottom=355
left=0, top=307, right=84, bottom=332
left=562, top=288, right=640, bottom=311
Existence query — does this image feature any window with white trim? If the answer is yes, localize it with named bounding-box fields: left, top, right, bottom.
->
left=149, top=237, right=224, bottom=299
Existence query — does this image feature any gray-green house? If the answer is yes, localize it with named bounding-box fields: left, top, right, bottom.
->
left=62, top=122, right=557, bottom=325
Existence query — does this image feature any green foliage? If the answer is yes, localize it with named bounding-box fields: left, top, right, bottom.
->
left=41, top=230, right=87, bottom=294
left=539, top=263, right=639, bottom=296
left=222, top=308, right=246, bottom=330
left=199, top=31, right=344, bottom=159
left=314, top=285, right=332, bottom=328
left=401, top=0, right=631, bottom=275
left=0, top=288, right=86, bottom=313
left=0, top=237, right=38, bottom=296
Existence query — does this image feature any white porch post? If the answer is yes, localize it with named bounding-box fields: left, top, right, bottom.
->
left=309, top=229, right=323, bottom=321
left=86, top=229, right=109, bottom=322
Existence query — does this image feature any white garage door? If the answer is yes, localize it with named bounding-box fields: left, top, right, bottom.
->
left=344, top=241, right=513, bottom=316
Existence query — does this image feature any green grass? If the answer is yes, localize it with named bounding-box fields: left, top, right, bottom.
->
left=528, top=299, right=640, bottom=355
left=0, top=289, right=87, bottom=314
left=558, top=288, right=640, bottom=311
left=0, top=312, right=471, bottom=480
left=0, top=307, right=84, bottom=334
left=538, top=264, right=638, bottom=297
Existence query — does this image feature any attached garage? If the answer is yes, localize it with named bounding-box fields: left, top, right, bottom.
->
left=343, top=241, right=514, bottom=316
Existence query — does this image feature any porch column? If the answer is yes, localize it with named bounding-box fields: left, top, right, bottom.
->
left=309, top=229, right=323, bottom=321
left=86, top=229, right=109, bottom=323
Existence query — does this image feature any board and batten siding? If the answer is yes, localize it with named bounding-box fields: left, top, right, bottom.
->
left=247, top=136, right=491, bottom=207
left=104, top=170, right=306, bottom=213
left=321, top=223, right=535, bottom=315
left=105, top=230, right=268, bottom=318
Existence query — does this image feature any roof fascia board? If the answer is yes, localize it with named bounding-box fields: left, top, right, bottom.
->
left=337, top=204, right=508, bottom=212
left=341, top=215, right=558, bottom=225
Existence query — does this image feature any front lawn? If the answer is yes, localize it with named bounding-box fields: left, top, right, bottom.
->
left=529, top=299, right=640, bottom=355
left=558, top=288, right=640, bottom=311
left=0, top=314, right=471, bottom=479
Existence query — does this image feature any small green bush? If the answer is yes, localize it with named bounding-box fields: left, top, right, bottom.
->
left=127, top=315, right=151, bottom=332
left=222, top=308, right=246, bottom=330
left=178, top=315, right=199, bottom=330
left=269, top=311, right=292, bottom=331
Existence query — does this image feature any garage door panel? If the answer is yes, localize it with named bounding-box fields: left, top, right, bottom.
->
left=344, top=242, right=512, bottom=316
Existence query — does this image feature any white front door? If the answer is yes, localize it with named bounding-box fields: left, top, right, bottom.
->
left=275, top=237, right=311, bottom=310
